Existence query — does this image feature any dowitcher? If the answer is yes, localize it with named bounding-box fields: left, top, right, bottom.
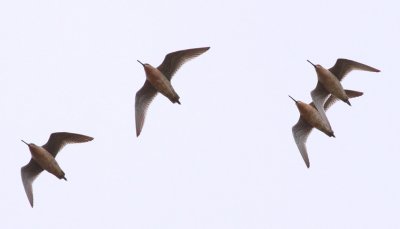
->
left=308, top=59, right=379, bottom=130
left=135, top=47, right=210, bottom=137
left=21, top=132, right=93, bottom=207
left=290, top=90, right=363, bottom=168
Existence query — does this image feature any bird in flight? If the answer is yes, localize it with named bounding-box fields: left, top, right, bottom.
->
left=21, top=132, right=93, bottom=207
left=290, top=90, right=363, bottom=168
left=135, top=47, right=210, bottom=137
left=308, top=58, right=380, bottom=132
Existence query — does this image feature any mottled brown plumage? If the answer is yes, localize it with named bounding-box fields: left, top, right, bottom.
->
left=135, top=47, right=210, bottom=137
left=21, top=132, right=93, bottom=207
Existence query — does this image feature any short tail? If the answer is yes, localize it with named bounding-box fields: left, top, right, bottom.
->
left=344, top=99, right=351, bottom=106
left=168, top=93, right=181, bottom=105
left=59, top=171, right=67, bottom=181
left=171, top=96, right=181, bottom=105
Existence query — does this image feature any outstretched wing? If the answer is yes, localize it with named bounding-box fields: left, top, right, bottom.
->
left=292, top=118, right=313, bottom=168
left=324, top=90, right=363, bottom=110
left=21, top=159, right=43, bottom=207
left=310, top=82, right=332, bottom=131
left=329, top=58, right=380, bottom=81
left=42, top=132, right=94, bottom=157
left=135, top=81, right=158, bottom=137
left=296, top=89, right=363, bottom=168
left=157, top=47, right=210, bottom=81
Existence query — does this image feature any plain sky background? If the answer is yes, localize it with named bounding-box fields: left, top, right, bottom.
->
left=0, top=0, right=398, bottom=228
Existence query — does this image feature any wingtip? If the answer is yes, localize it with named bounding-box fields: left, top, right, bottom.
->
left=27, top=192, right=34, bottom=208
left=197, top=47, right=210, bottom=53
left=304, top=157, right=310, bottom=168
left=304, top=160, right=310, bottom=168
left=371, top=67, right=380, bottom=72
left=21, top=167, right=35, bottom=208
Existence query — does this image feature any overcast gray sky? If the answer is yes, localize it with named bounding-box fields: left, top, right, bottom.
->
left=0, top=0, right=399, bottom=228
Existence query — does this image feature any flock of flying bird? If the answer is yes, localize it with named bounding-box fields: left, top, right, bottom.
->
left=290, top=59, right=380, bottom=168
left=19, top=46, right=379, bottom=207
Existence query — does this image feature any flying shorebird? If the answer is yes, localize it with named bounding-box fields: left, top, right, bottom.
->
left=135, top=47, right=210, bottom=137
left=308, top=58, right=380, bottom=131
left=21, top=132, right=93, bottom=207
left=290, top=90, right=363, bottom=168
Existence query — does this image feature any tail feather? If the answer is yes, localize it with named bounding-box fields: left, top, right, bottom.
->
left=170, top=95, right=181, bottom=104
left=344, top=99, right=351, bottom=106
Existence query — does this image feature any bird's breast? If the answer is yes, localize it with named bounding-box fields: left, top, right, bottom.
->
left=30, top=146, right=52, bottom=162
left=147, top=71, right=168, bottom=87
left=146, top=70, right=176, bottom=98
left=30, top=147, right=58, bottom=169
left=318, top=71, right=345, bottom=96
left=300, top=105, right=331, bottom=133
